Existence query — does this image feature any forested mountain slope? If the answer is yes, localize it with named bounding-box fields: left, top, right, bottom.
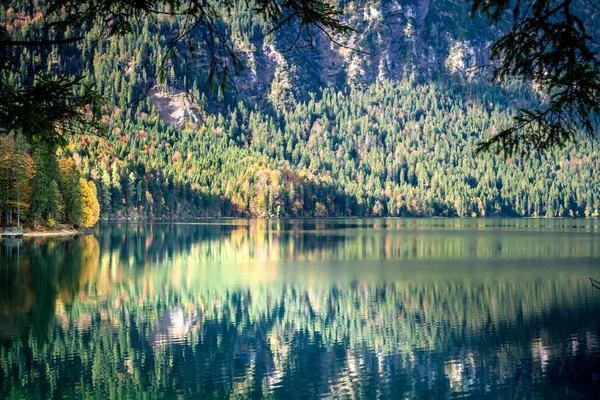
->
left=1, top=0, right=600, bottom=221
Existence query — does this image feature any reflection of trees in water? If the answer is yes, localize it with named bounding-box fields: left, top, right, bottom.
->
left=0, top=235, right=100, bottom=342
left=92, top=220, right=600, bottom=265
left=1, top=273, right=599, bottom=398
left=2, top=221, right=600, bottom=398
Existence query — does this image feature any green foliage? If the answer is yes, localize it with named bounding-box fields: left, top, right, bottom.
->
left=47, top=180, right=63, bottom=221
left=1, top=142, right=93, bottom=228
left=59, top=158, right=84, bottom=225
left=0, top=133, right=34, bottom=226
left=68, top=79, right=600, bottom=219
left=0, top=0, right=350, bottom=146
left=1, top=1, right=599, bottom=221
left=472, top=0, right=600, bottom=154
left=29, top=147, right=53, bottom=224
left=0, top=76, right=105, bottom=148
left=2, top=0, right=598, bottom=154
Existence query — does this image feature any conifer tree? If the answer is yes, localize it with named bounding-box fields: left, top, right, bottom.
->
left=29, top=148, right=52, bottom=226
left=47, top=180, right=63, bottom=223
left=59, top=158, right=84, bottom=226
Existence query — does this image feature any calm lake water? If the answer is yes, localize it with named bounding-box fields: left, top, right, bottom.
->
left=1, top=219, right=600, bottom=399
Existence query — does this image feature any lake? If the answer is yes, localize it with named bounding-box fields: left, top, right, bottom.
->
left=1, top=219, right=600, bottom=399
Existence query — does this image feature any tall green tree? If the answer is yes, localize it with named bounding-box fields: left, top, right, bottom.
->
left=0, top=133, right=34, bottom=226
left=11, top=133, right=34, bottom=227
left=59, top=158, right=84, bottom=226
left=47, top=180, right=63, bottom=223
left=29, top=145, right=61, bottom=225
left=29, top=148, right=51, bottom=226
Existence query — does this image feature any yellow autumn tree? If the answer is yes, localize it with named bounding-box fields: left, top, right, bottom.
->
left=80, top=178, right=100, bottom=227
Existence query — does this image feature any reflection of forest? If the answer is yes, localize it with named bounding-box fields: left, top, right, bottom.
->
left=1, top=222, right=600, bottom=398
left=93, top=219, right=600, bottom=264
left=0, top=235, right=100, bottom=341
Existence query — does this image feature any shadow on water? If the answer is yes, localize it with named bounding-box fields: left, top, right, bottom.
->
left=1, top=219, right=600, bottom=399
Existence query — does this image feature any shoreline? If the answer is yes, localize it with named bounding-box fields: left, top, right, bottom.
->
left=23, top=229, right=80, bottom=237
left=100, top=216, right=600, bottom=222
left=0, top=229, right=82, bottom=238
left=3, top=216, right=599, bottom=238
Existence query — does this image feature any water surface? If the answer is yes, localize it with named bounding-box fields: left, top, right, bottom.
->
left=1, top=219, right=600, bottom=399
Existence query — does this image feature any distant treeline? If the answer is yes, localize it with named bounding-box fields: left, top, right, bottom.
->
left=72, top=80, right=600, bottom=219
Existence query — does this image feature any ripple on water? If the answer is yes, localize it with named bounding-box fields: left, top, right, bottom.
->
left=2, top=221, right=600, bottom=399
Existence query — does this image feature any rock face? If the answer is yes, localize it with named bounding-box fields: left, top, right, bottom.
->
left=148, top=86, right=201, bottom=127
left=230, top=0, right=498, bottom=104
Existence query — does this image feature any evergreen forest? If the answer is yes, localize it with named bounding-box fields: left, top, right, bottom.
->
left=1, top=0, right=600, bottom=226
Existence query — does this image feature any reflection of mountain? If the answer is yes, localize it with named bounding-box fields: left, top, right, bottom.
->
left=1, top=221, right=600, bottom=398
left=1, top=279, right=599, bottom=398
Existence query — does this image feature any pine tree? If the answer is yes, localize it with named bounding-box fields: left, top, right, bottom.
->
left=29, top=148, right=52, bottom=226
left=127, top=172, right=137, bottom=215
left=47, top=180, right=63, bottom=223
left=100, top=168, right=112, bottom=215
left=59, top=158, right=84, bottom=226
left=111, top=162, right=122, bottom=213
left=12, top=134, right=35, bottom=227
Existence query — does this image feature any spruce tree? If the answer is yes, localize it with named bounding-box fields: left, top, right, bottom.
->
left=29, top=148, right=52, bottom=226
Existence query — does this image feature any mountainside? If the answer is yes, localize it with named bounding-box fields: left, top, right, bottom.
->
left=229, top=0, right=499, bottom=102
left=1, top=1, right=600, bottom=222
